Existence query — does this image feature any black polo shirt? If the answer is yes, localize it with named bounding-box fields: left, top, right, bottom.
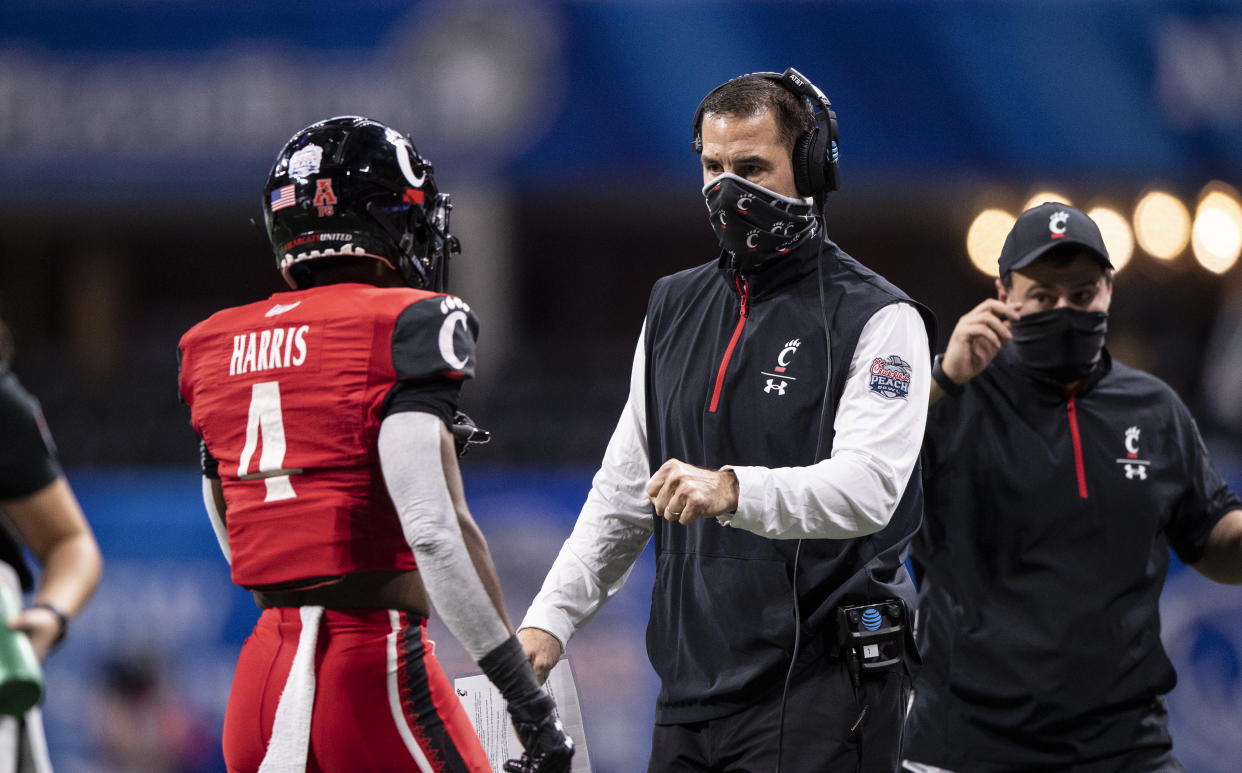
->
left=0, top=366, right=61, bottom=589
left=905, top=345, right=1240, bottom=769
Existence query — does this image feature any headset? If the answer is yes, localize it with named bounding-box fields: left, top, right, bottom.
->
left=691, top=67, right=840, bottom=202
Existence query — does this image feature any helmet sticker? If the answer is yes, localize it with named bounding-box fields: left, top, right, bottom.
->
left=393, top=136, right=427, bottom=188
left=270, top=184, right=296, bottom=212
left=289, top=143, right=324, bottom=179
left=313, top=178, right=337, bottom=216
left=283, top=233, right=353, bottom=251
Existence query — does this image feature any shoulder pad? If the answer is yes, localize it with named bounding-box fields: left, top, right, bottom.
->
left=392, top=294, right=479, bottom=380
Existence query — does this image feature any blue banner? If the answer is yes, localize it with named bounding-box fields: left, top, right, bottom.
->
left=1, top=1, right=1240, bottom=199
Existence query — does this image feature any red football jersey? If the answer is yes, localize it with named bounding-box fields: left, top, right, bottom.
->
left=179, top=282, right=479, bottom=588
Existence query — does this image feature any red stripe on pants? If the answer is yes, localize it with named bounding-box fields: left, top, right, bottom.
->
left=223, top=607, right=490, bottom=773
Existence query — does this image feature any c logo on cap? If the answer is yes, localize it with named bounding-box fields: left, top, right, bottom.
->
left=1049, top=211, right=1070, bottom=239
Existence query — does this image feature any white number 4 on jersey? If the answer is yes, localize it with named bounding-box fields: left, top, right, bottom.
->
left=238, top=381, right=299, bottom=501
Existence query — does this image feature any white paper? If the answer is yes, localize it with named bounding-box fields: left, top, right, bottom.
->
left=454, top=659, right=592, bottom=773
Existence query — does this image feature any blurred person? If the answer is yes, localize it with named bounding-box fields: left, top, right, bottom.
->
left=904, top=203, right=1242, bottom=772
left=0, top=316, right=104, bottom=772
left=177, top=117, right=571, bottom=773
left=89, top=652, right=215, bottom=773
left=517, top=69, right=934, bottom=772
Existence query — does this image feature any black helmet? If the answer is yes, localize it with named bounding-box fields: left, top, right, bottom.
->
left=263, top=116, right=460, bottom=291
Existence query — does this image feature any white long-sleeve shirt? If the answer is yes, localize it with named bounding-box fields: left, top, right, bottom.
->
left=519, top=303, right=930, bottom=648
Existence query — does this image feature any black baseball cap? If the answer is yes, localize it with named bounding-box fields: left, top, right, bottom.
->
left=998, top=202, right=1113, bottom=275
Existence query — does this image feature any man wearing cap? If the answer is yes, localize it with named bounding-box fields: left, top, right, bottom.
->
left=902, top=202, right=1242, bottom=772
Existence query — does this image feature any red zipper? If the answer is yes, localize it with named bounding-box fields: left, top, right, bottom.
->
left=1066, top=392, right=1088, bottom=499
left=709, top=278, right=749, bottom=413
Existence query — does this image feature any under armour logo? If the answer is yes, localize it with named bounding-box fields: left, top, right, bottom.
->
left=1124, top=464, right=1147, bottom=480
left=764, top=378, right=787, bottom=395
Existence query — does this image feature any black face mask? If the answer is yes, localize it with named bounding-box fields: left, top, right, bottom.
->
left=703, top=173, right=818, bottom=274
left=1010, top=307, right=1108, bottom=383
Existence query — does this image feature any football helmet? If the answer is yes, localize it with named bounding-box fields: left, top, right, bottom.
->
left=263, top=116, right=460, bottom=291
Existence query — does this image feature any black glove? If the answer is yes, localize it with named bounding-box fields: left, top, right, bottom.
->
left=479, top=637, right=574, bottom=773
left=450, top=410, right=491, bottom=457
left=502, top=693, right=574, bottom=773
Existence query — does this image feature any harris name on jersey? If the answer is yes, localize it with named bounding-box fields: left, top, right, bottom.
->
left=229, top=325, right=310, bottom=377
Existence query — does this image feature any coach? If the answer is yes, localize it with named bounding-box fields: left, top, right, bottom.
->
left=903, top=203, right=1242, bottom=772
left=517, top=69, right=934, bottom=772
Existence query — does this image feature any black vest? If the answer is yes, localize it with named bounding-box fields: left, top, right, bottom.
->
left=643, top=237, right=935, bottom=723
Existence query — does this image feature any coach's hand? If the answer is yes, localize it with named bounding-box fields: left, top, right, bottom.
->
left=941, top=299, right=1020, bottom=386
left=647, top=459, right=739, bottom=526
left=517, top=628, right=562, bottom=685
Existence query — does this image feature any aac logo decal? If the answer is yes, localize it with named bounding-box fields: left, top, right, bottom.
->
left=438, top=296, right=472, bottom=371
left=313, top=179, right=337, bottom=217
left=1116, top=425, right=1150, bottom=480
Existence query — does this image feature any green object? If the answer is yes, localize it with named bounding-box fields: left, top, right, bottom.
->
left=0, top=582, right=43, bottom=716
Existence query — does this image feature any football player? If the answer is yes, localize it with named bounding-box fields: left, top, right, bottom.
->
left=178, top=116, right=572, bottom=773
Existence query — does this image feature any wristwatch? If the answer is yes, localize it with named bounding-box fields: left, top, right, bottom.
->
left=931, top=353, right=965, bottom=398
left=30, top=603, right=68, bottom=646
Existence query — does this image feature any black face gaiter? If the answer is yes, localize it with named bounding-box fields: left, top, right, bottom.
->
left=703, top=173, right=818, bottom=273
left=1010, top=307, right=1108, bottom=383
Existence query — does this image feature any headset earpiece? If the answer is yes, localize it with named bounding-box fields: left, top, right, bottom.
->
left=691, top=67, right=839, bottom=200
left=791, top=131, right=816, bottom=200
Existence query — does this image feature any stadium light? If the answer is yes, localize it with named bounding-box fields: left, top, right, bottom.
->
left=1133, top=190, right=1191, bottom=261
left=1192, top=182, right=1242, bottom=274
left=966, top=208, right=1016, bottom=277
left=1086, top=206, right=1133, bottom=272
left=1023, top=191, right=1071, bottom=211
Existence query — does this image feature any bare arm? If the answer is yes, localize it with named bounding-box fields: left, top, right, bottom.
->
left=2, top=477, right=103, bottom=659
left=438, top=420, right=513, bottom=630
left=1191, top=509, right=1242, bottom=584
